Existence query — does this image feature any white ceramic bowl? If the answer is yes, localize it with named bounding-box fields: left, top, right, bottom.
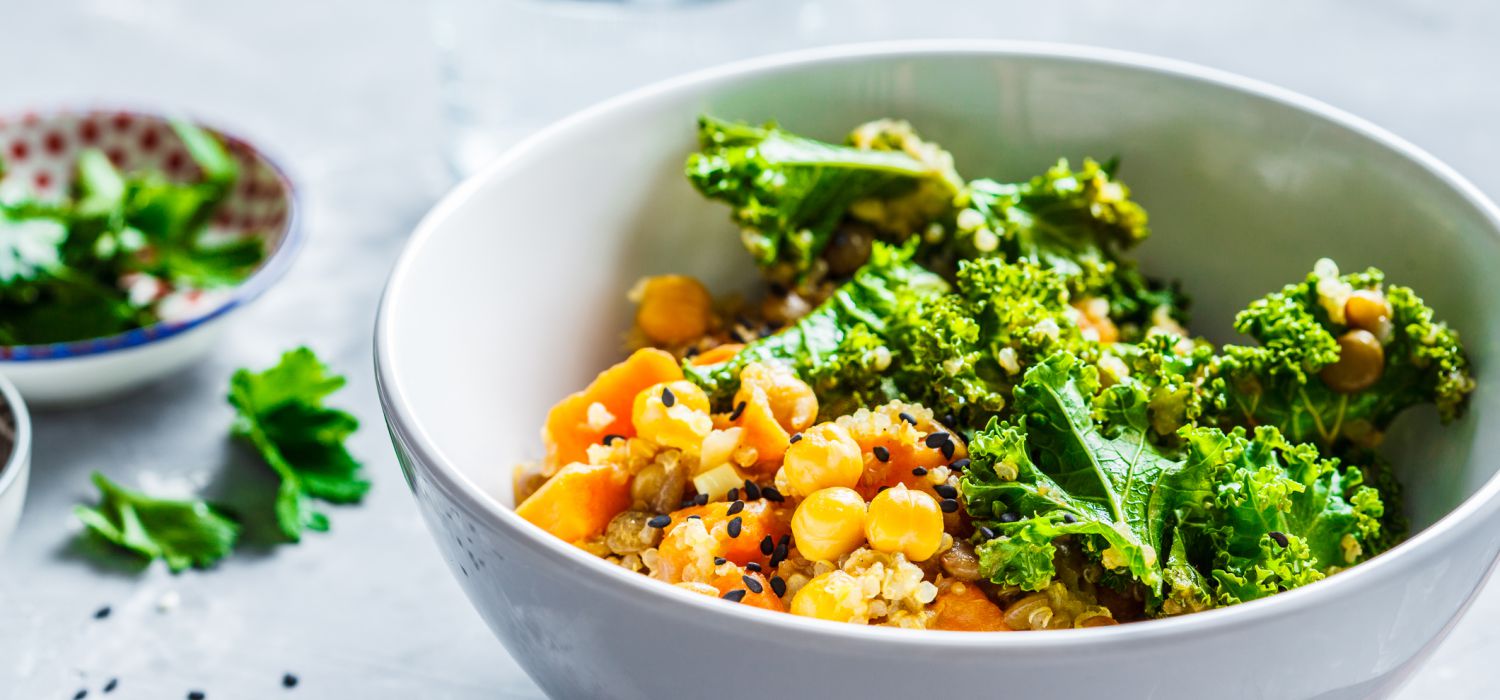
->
left=376, top=43, right=1500, bottom=699
left=0, top=371, right=32, bottom=554
left=0, top=108, right=301, bottom=407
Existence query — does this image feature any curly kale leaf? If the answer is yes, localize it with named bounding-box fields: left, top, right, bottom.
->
left=686, top=116, right=961, bottom=280
left=1102, top=334, right=1224, bottom=440
left=1214, top=261, right=1475, bottom=452
left=683, top=242, right=947, bottom=411
left=961, top=353, right=1391, bottom=608
left=928, top=158, right=1184, bottom=332
left=891, top=257, right=1083, bottom=427
left=1163, top=426, right=1385, bottom=606
left=964, top=352, right=1174, bottom=592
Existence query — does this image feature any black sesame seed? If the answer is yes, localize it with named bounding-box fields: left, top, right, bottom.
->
left=93, top=606, right=111, bottom=620
left=1269, top=531, right=1290, bottom=548
left=661, top=387, right=676, bottom=407
left=998, top=512, right=1021, bottom=524
left=949, top=458, right=971, bottom=471
left=780, top=534, right=792, bottom=546
left=729, top=328, right=748, bottom=343
left=745, top=562, right=761, bottom=572
left=934, top=484, right=958, bottom=499
left=899, top=412, right=918, bottom=426
left=680, top=498, right=695, bottom=509
left=684, top=346, right=700, bottom=358
left=872, top=446, right=891, bottom=462
left=939, top=498, right=959, bottom=513
left=760, top=535, right=775, bottom=555
left=727, top=488, right=739, bottom=502
left=282, top=673, right=299, bottom=688
left=686, top=515, right=702, bottom=520
left=770, top=576, right=787, bottom=597
left=743, top=481, right=761, bottom=500
left=924, top=432, right=951, bottom=448
left=188, top=692, right=206, bottom=700
left=722, top=589, right=747, bottom=603
left=742, top=575, right=764, bottom=594
left=715, top=557, right=728, bottom=566
left=911, top=467, right=928, bottom=477
left=646, top=514, right=671, bottom=528
left=1062, top=513, right=1077, bottom=524
left=727, top=500, right=745, bottom=515
left=74, top=689, right=87, bottom=700
left=979, top=526, right=998, bottom=540
left=729, top=401, right=747, bottom=421
left=943, top=413, right=957, bottom=427
left=761, top=487, right=784, bottom=502
left=727, top=517, right=743, bottom=538
left=771, top=542, right=790, bottom=567
left=103, top=679, right=118, bottom=694
left=694, top=493, right=709, bottom=506
left=789, top=433, right=803, bottom=443
left=602, top=434, right=625, bottom=445
left=940, top=441, right=956, bottom=460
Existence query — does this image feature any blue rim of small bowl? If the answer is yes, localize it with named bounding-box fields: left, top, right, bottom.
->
left=0, top=370, right=30, bottom=497
left=0, top=107, right=303, bottom=362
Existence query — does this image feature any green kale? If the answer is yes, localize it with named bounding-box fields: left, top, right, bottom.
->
left=229, top=347, right=369, bottom=541
left=1213, top=260, right=1474, bottom=452
left=75, top=472, right=240, bottom=572
left=683, top=242, right=947, bottom=413
left=962, top=352, right=1390, bottom=610
left=686, top=116, right=962, bottom=282
left=891, top=256, right=1083, bottom=427
left=964, top=352, right=1174, bottom=592
left=1164, top=426, right=1385, bottom=605
left=929, top=158, right=1185, bottom=333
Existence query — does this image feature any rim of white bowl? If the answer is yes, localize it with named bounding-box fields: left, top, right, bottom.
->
left=0, top=106, right=303, bottom=363
left=0, top=370, right=31, bottom=498
left=377, top=40, right=1500, bottom=648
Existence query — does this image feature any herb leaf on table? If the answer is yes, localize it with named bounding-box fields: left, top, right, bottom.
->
left=75, top=472, right=240, bottom=572
left=229, top=347, right=368, bottom=541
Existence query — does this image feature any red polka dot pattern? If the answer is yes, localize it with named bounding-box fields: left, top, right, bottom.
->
left=0, top=109, right=292, bottom=247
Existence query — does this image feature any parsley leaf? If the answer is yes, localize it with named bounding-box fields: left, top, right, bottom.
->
left=229, top=347, right=368, bottom=541
left=74, top=471, right=240, bottom=572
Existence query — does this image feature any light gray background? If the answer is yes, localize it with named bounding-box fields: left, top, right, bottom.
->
left=2, top=1, right=1497, bottom=697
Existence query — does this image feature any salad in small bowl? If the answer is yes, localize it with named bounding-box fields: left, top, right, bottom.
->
left=0, top=109, right=300, bottom=405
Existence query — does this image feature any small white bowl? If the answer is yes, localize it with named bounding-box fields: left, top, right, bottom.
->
left=0, top=371, right=31, bottom=554
left=377, top=42, right=1500, bottom=699
left=0, top=108, right=301, bottom=407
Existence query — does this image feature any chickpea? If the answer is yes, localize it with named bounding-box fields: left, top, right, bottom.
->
left=1320, top=329, right=1385, bottom=393
left=633, top=275, right=713, bottom=345
left=790, top=487, right=867, bottom=563
left=737, top=362, right=818, bottom=433
left=1344, top=289, right=1393, bottom=335
left=782, top=422, right=863, bottom=496
left=789, top=570, right=868, bottom=623
left=632, top=381, right=713, bottom=450
left=864, top=484, right=945, bottom=561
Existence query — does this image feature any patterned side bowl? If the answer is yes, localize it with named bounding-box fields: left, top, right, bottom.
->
left=0, top=108, right=301, bottom=406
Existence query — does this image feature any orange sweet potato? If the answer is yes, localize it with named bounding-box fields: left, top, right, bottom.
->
left=515, top=462, right=631, bottom=543
left=662, top=499, right=791, bottom=570
left=727, top=386, right=790, bottom=474
left=933, top=582, right=1011, bottom=632
left=708, top=569, right=785, bottom=612
left=689, top=343, right=744, bottom=367
left=543, top=348, right=683, bottom=468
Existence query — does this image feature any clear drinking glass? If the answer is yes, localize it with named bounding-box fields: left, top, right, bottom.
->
left=430, top=0, right=864, bottom=176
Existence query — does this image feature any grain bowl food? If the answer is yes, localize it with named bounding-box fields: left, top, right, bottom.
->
left=510, top=115, right=1474, bottom=631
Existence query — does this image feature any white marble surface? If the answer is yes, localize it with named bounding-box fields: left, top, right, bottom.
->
left=1, top=1, right=1498, bottom=697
